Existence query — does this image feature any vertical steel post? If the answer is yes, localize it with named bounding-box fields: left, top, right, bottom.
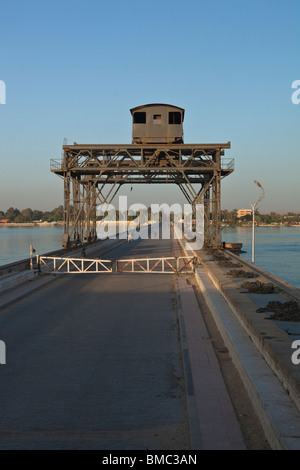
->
left=204, top=186, right=211, bottom=247
left=63, top=173, right=70, bottom=248
left=251, top=204, right=255, bottom=263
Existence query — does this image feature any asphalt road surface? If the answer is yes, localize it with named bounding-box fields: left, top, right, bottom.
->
left=0, top=236, right=191, bottom=449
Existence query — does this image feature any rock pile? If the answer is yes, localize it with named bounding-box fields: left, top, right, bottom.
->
left=228, top=269, right=258, bottom=279
left=241, top=281, right=275, bottom=294
left=257, top=300, right=300, bottom=321
left=218, top=260, right=242, bottom=268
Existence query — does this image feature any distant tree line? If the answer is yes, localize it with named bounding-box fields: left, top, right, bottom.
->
left=0, top=206, right=64, bottom=223
left=1, top=206, right=177, bottom=224
left=221, top=209, right=300, bottom=226
left=1, top=206, right=300, bottom=225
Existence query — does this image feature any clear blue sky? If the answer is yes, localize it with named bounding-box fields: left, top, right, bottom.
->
left=0, top=0, right=299, bottom=213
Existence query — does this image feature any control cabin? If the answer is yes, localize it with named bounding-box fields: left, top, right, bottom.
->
left=130, top=103, right=185, bottom=144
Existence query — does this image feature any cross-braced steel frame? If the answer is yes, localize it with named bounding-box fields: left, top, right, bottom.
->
left=51, top=142, right=234, bottom=249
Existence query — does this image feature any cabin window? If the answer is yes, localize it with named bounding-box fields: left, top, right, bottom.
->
left=169, top=112, right=181, bottom=124
left=133, top=112, right=146, bottom=124
left=153, top=114, right=162, bottom=125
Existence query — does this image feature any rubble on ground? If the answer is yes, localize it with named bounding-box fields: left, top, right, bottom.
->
left=212, top=254, right=227, bottom=262
left=241, top=280, right=275, bottom=294
left=228, top=269, right=258, bottom=279
left=257, top=300, right=300, bottom=321
left=209, top=251, right=243, bottom=269
left=218, top=260, right=242, bottom=268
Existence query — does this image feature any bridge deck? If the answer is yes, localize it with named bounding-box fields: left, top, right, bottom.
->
left=0, top=235, right=248, bottom=450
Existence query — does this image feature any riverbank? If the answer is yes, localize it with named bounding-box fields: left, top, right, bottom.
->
left=222, top=226, right=300, bottom=289
left=0, top=225, right=63, bottom=266
left=223, top=224, right=300, bottom=228
left=0, top=225, right=299, bottom=289
left=0, top=222, right=62, bottom=227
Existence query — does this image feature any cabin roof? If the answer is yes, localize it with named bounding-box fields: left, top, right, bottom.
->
left=130, top=103, right=185, bottom=120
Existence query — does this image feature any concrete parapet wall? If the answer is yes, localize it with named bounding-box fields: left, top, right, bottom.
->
left=177, top=237, right=300, bottom=449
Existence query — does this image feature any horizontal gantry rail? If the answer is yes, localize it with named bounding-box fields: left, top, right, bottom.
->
left=50, top=142, right=234, bottom=178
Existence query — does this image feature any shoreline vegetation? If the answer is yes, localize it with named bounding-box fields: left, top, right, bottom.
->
left=1, top=223, right=300, bottom=228
left=0, top=222, right=63, bottom=227
left=0, top=206, right=300, bottom=228
left=221, top=209, right=300, bottom=228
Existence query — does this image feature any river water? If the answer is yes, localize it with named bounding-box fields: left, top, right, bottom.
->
left=221, top=226, right=300, bottom=289
left=0, top=225, right=299, bottom=289
left=0, top=226, right=63, bottom=266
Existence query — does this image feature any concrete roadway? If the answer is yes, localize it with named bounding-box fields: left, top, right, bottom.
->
left=0, top=236, right=191, bottom=450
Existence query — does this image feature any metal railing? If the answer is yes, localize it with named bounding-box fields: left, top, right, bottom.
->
left=38, top=256, right=112, bottom=273
left=50, top=159, right=63, bottom=170
left=221, top=158, right=234, bottom=170
left=51, top=157, right=235, bottom=171
left=37, top=255, right=196, bottom=274
left=116, top=256, right=196, bottom=274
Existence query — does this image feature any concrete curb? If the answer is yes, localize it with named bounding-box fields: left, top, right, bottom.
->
left=175, top=283, right=202, bottom=450
left=198, top=252, right=300, bottom=415
left=177, top=240, right=300, bottom=449
left=0, top=238, right=128, bottom=311
left=194, top=265, right=300, bottom=450
left=0, top=271, right=35, bottom=293
left=176, top=276, right=246, bottom=450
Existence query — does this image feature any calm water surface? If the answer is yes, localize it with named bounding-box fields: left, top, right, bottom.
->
left=0, top=225, right=299, bottom=289
left=222, top=226, right=300, bottom=289
left=0, top=226, right=63, bottom=266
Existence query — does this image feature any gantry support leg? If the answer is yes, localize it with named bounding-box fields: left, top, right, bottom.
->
left=204, top=186, right=211, bottom=247
left=211, top=171, right=221, bottom=247
left=63, top=172, right=71, bottom=248
left=178, top=174, right=221, bottom=249
left=63, top=175, right=123, bottom=248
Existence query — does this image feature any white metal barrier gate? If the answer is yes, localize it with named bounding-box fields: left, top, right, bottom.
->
left=38, top=256, right=112, bottom=273
left=37, top=255, right=196, bottom=274
left=116, top=256, right=196, bottom=274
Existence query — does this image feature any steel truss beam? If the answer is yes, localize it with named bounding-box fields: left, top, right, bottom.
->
left=51, top=143, right=234, bottom=249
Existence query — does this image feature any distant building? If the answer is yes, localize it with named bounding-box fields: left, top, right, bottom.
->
left=0, top=219, right=11, bottom=223
left=237, top=209, right=252, bottom=219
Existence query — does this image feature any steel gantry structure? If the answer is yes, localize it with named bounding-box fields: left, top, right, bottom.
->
left=51, top=142, right=234, bottom=249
